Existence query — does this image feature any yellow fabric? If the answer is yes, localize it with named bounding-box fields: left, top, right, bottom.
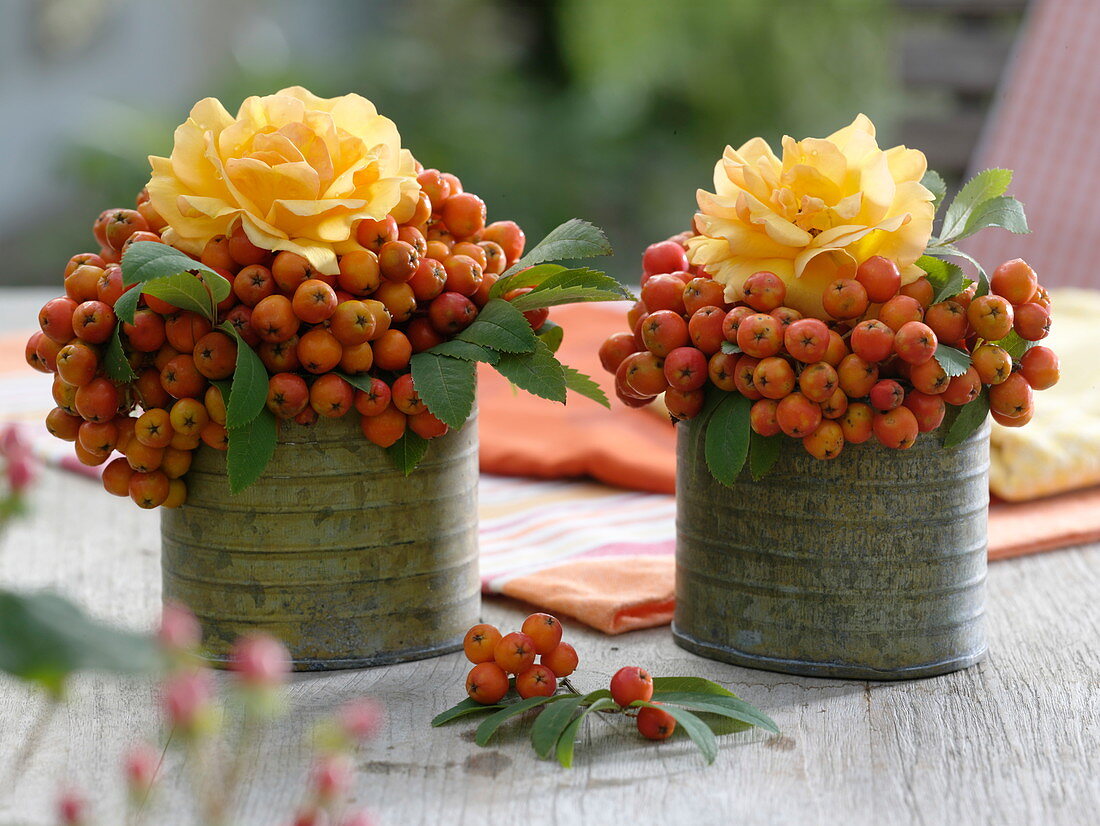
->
left=990, top=289, right=1100, bottom=500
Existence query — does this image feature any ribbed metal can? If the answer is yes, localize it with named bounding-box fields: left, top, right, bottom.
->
left=161, top=412, right=480, bottom=671
left=673, top=419, right=990, bottom=680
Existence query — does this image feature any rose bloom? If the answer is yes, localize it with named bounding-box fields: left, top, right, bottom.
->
left=147, top=86, right=420, bottom=275
left=687, top=114, right=935, bottom=319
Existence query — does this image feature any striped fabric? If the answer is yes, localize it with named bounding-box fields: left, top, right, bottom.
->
left=963, top=0, right=1100, bottom=288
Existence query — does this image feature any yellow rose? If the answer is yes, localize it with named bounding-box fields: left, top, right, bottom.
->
left=147, top=86, right=420, bottom=275
left=687, top=114, right=935, bottom=319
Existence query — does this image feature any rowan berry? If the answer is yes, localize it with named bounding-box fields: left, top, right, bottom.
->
left=466, top=662, right=509, bottom=705
left=610, top=666, right=653, bottom=707
left=637, top=704, right=676, bottom=740
left=516, top=664, right=558, bottom=699
left=493, top=632, right=536, bottom=675
left=855, top=256, right=901, bottom=303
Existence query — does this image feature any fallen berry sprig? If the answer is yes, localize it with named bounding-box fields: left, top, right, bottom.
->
left=431, top=613, right=779, bottom=767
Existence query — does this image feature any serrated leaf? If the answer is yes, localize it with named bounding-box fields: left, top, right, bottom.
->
left=219, top=325, right=266, bottom=429
left=921, top=169, right=947, bottom=212
left=927, top=244, right=990, bottom=297
left=941, top=168, right=1013, bottom=241
left=456, top=299, right=537, bottom=354
left=556, top=697, right=617, bottom=768
left=943, top=389, right=989, bottom=449
left=490, top=263, right=568, bottom=299
left=917, top=255, right=968, bottom=303
left=958, top=196, right=1029, bottom=241
left=508, top=285, right=629, bottom=311
left=563, top=366, right=609, bottom=407
left=537, top=322, right=564, bottom=354
left=226, top=408, right=277, bottom=494
left=141, top=273, right=218, bottom=321
left=721, top=341, right=744, bottom=358
left=633, top=702, right=718, bottom=764
left=475, top=695, right=570, bottom=746
left=426, top=339, right=500, bottom=365
left=652, top=676, right=738, bottom=696
left=0, top=590, right=160, bottom=695
left=409, top=352, right=476, bottom=429
left=431, top=698, right=505, bottom=727
left=121, top=240, right=214, bottom=286
left=493, top=339, right=567, bottom=403
left=385, top=431, right=429, bottom=476
left=651, top=691, right=780, bottom=734
left=112, top=285, right=142, bottom=325
left=531, top=694, right=587, bottom=758
left=502, top=218, right=612, bottom=278
left=335, top=372, right=379, bottom=394
left=705, top=394, right=751, bottom=486
left=933, top=344, right=972, bottom=378
left=992, top=329, right=1035, bottom=361
left=104, top=325, right=137, bottom=383
left=748, top=431, right=781, bottom=481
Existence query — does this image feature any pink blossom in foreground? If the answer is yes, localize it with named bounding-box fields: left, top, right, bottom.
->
left=230, top=632, right=291, bottom=687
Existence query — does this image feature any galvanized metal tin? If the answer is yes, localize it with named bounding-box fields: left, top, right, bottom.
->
left=673, top=419, right=990, bottom=680
left=161, top=412, right=480, bottom=671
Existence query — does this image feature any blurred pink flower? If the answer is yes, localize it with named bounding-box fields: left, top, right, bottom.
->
left=230, top=632, right=291, bottom=687
left=337, top=698, right=384, bottom=743
left=340, top=812, right=376, bottom=826
left=158, top=600, right=202, bottom=652
left=311, top=753, right=353, bottom=802
left=56, top=788, right=87, bottom=825
left=161, top=669, right=214, bottom=730
left=123, top=742, right=160, bottom=795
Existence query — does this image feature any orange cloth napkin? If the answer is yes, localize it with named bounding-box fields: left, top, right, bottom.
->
left=478, top=303, right=1100, bottom=633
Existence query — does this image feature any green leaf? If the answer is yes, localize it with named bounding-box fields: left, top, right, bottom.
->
left=141, top=273, right=218, bottom=321
left=651, top=691, right=780, bottom=734
left=705, top=394, right=751, bottom=486
left=556, top=697, right=617, bottom=768
left=219, top=325, right=267, bottom=430
left=933, top=344, right=972, bottom=378
left=537, top=322, right=564, bottom=354
left=505, top=268, right=632, bottom=312
left=409, top=352, right=477, bottom=429
left=121, top=240, right=216, bottom=286
left=917, top=255, right=969, bottom=303
left=531, top=694, right=587, bottom=758
left=427, top=339, right=500, bottom=365
left=563, top=366, right=609, bottom=408
left=0, top=590, right=160, bottom=695
left=921, top=169, right=947, bottom=212
left=633, top=702, right=718, bottom=764
left=940, top=168, right=1013, bottom=241
left=385, top=431, right=429, bottom=476
left=928, top=244, right=990, bottom=297
left=336, top=372, right=379, bottom=394
left=431, top=698, right=506, bottom=727
left=456, top=299, right=538, bottom=354
left=475, top=695, right=570, bottom=746
left=943, top=389, right=989, bottom=449
left=493, top=338, right=567, bottom=403
left=502, top=218, right=612, bottom=277
left=651, top=676, right=739, bottom=696
left=957, top=196, right=1029, bottom=241
left=112, top=285, right=142, bottom=325
left=992, top=329, right=1035, bottom=361
left=720, top=341, right=742, bottom=355
left=490, top=263, right=568, bottom=299
left=226, top=408, right=277, bottom=494
left=748, top=431, right=781, bottom=481
left=104, top=325, right=137, bottom=383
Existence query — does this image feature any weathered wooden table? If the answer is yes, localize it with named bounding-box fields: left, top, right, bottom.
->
left=1, top=290, right=1097, bottom=825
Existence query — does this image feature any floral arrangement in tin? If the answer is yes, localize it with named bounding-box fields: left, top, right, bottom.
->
left=598, top=115, right=1059, bottom=484
left=26, top=87, right=629, bottom=509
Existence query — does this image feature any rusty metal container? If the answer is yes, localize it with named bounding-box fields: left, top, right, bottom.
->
left=161, top=412, right=480, bottom=671
left=673, top=420, right=989, bottom=680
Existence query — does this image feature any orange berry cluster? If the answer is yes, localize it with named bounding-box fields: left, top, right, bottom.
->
left=28, top=167, right=533, bottom=509
left=600, top=234, right=1060, bottom=458
left=463, top=613, right=579, bottom=704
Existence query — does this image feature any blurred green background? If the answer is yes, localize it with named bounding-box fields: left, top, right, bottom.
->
left=1, top=0, right=1024, bottom=286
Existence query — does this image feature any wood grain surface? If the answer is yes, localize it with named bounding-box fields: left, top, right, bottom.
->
left=1, top=467, right=1098, bottom=825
